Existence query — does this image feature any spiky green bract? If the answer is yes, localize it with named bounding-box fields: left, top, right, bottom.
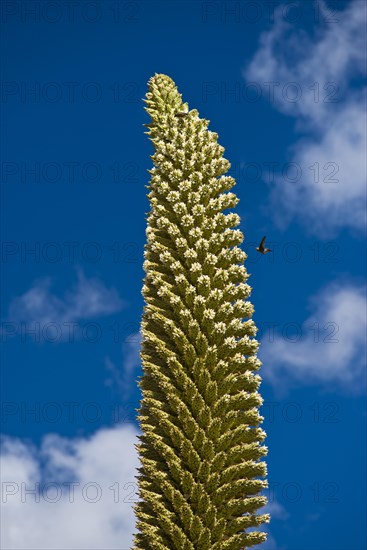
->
left=133, top=73, right=269, bottom=550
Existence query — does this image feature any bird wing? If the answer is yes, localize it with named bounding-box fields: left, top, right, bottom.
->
left=259, top=236, right=266, bottom=248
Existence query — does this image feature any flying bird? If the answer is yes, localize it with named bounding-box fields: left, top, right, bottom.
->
left=256, top=236, right=272, bottom=254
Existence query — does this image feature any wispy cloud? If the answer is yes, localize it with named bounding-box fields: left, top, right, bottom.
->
left=257, top=531, right=284, bottom=550
left=260, top=280, right=367, bottom=394
left=105, top=332, right=142, bottom=398
left=251, top=499, right=288, bottom=550
left=263, top=500, right=289, bottom=521
left=244, top=0, right=367, bottom=236
left=6, top=268, right=125, bottom=341
left=1, top=425, right=140, bottom=549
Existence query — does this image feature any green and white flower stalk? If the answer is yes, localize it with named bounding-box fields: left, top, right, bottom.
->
left=133, top=73, right=269, bottom=550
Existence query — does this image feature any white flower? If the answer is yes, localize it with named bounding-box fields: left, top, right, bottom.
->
left=205, top=254, right=217, bottom=265
left=192, top=204, right=205, bottom=216
left=220, top=303, right=233, bottom=315
left=194, top=295, right=206, bottom=306
left=214, top=322, right=226, bottom=333
left=226, top=213, right=240, bottom=226
left=179, top=181, right=191, bottom=193
left=172, top=169, right=183, bottom=180
left=203, top=309, right=216, bottom=320
left=157, top=287, right=168, bottom=297
left=224, top=336, right=237, bottom=348
left=180, top=309, right=191, bottom=318
left=189, top=227, right=203, bottom=239
left=175, top=274, right=186, bottom=285
left=190, top=262, right=201, bottom=273
left=172, top=202, right=186, bottom=215
left=159, top=182, right=170, bottom=192
left=229, top=319, right=242, bottom=330
left=196, top=238, right=209, bottom=251
left=184, top=249, right=197, bottom=260
left=181, top=215, right=194, bottom=227
left=209, top=288, right=223, bottom=300
left=175, top=237, right=187, bottom=249
left=197, top=275, right=210, bottom=287
left=167, top=191, right=180, bottom=202
left=156, top=217, right=170, bottom=229
left=159, top=251, right=171, bottom=263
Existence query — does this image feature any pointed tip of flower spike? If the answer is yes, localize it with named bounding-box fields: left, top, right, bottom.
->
left=147, top=74, right=179, bottom=98
left=149, top=72, right=174, bottom=82
left=147, top=73, right=175, bottom=88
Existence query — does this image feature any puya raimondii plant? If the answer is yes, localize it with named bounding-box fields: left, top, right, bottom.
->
left=133, top=74, right=269, bottom=550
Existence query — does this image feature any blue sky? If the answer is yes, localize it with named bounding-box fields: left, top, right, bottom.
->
left=1, top=1, right=366, bottom=548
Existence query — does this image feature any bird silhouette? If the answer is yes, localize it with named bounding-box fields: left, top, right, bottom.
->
left=256, top=236, right=272, bottom=254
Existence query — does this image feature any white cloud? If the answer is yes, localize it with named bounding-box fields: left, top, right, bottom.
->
left=260, top=281, right=367, bottom=393
left=1, top=424, right=140, bottom=549
left=6, top=268, right=125, bottom=341
left=244, top=0, right=367, bottom=236
left=1, top=423, right=289, bottom=550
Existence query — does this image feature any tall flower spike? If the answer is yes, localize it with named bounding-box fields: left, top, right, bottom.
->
left=134, top=73, right=269, bottom=550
